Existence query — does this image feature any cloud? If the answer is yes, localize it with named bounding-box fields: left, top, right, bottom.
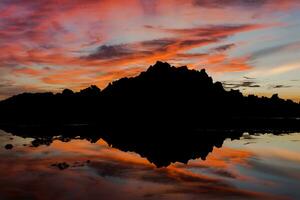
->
left=213, top=43, right=235, bottom=52
left=82, top=24, right=266, bottom=72
left=87, top=155, right=274, bottom=199
left=12, top=67, right=45, bottom=76
left=250, top=41, right=300, bottom=61
left=223, top=81, right=260, bottom=89
left=0, top=130, right=291, bottom=200
left=86, top=45, right=135, bottom=60
left=0, top=0, right=298, bottom=100
left=193, top=0, right=268, bottom=8
left=140, top=38, right=177, bottom=50
left=243, top=76, right=256, bottom=80
left=248, top=63, right=300, bottom=78
left=160, top=24, right=267, bottom=38
left=269, top=85, right=291, bottom=89
left=84, top=39, right=177, bottom=61
left=205, top=55, right=253, bottom=72
left=192, top=0, right=299, bottom=10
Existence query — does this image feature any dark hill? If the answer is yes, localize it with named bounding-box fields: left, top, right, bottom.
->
left=100, top=61, right=300, bottom=129
left=0, top=61, right=299, bottom=130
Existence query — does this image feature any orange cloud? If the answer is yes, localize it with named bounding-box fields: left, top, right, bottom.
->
left=12, top=67, right=45, bottom=76
left=0, top=0, right=299, bottom=99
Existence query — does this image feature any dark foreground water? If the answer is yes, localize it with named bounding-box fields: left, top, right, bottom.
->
left=0, top=129, right=300, bottom=200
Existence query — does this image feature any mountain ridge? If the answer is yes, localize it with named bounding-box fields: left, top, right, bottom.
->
left=0, top=61, right=299, bottom=130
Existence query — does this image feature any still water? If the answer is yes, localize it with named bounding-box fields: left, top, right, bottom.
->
left=0, top=129, right=300, bottom=200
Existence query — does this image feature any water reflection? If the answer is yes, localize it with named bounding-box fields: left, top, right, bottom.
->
left=0, top=125, right=293, bottom=167
left=100, top=129, right=244, bottom=168
left=0, top=126, right=300, bottom=199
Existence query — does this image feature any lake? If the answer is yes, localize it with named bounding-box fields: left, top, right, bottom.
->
left=0, top=129, right=300, bottom=200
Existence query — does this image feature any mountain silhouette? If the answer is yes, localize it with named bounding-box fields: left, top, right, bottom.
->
left=0, top=61, right=299, bottom=130
left=1, top=61, right=300, bottom=167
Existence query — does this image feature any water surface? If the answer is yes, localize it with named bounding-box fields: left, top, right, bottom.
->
left=0, top=129, right=300, bottom=200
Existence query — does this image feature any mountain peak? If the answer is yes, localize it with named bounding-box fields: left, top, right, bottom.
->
left=102, top=61, right=215, bottom=97
left=140, top=61, right=211, bottom=83
left=146, top=61, right=172, bottom=73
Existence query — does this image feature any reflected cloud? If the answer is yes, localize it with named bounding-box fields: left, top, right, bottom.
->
left=0, top=130, right=285, bottom=200
left=1, top=128, right=300, bottom=199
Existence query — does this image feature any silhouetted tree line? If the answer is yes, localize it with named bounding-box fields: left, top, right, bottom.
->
left=0, top=61, right=299, bottom=129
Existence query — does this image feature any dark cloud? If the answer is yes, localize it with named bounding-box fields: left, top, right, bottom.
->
left=84, top=39, right=176, bottom=61
left=180, top=39, right=217, bottom=47
left=83, top=24, right=263, bottom=73
left=193, top=0, right=268, bottom=8
left=85, top=45, right=135, bottom=60
left=243, top=134, right=256, bottom=140
left=270, top=85, right=291, bottom=89
left=243, top=76, right=256, bottom=80
left=85, top=37, right=213, bottom=61
left=90, top=160, right=149, bottom=178
left=244, top=141, right=256, bottom=145
left=90, top=160, right=220, bottom=185
left=223, top=81, right=260, bottom=89
left=163, top=24, right=262, bottom=37
left=210, top=169, right=237, bottom=179
left=144, top=25, right=155, bottom=29
left=141, top=39, right=176, bottom=51
left=176, top=53, right=207, bottom=59
left=213, top=43, right=235, bottom=52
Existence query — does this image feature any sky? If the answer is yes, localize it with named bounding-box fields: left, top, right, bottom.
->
left=0, top=0, right=300, bottom=101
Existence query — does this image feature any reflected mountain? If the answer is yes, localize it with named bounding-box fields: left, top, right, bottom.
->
left=0, top=124, right=296, bottom=167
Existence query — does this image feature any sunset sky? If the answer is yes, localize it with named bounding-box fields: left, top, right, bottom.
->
left=0, top=0, right=300, bottom=101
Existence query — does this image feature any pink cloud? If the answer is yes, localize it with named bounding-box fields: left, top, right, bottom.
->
left=0, top=0, right=299, bottom=99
